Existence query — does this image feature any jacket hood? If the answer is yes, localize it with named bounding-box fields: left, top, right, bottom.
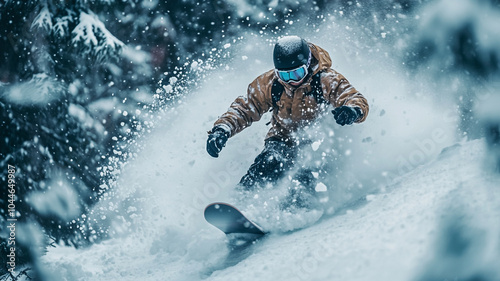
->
left=308, top=42, right=332, bottom=75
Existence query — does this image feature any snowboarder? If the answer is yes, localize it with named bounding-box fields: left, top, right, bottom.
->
left=206, top=36, right=369, bottom=206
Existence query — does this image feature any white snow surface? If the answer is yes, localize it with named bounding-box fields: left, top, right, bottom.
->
left=40, top=29, right=500, bottom=280
left=41, top=136, right=500, bottom=280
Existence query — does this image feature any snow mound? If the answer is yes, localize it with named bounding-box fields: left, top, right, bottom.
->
left=41, top=137, right=500, bottom=281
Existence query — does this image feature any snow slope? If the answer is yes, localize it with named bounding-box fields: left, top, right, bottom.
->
left=204, top=140, right=500, bottom=281
left=41, top=137, right=500, bottom=281
left=40, top=32, right=500, bottom=280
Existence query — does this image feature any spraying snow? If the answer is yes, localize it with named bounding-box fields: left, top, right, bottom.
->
left=38, top=12, right=493, bottom=281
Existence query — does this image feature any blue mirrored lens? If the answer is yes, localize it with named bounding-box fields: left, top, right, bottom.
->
left=278, top=66, right=306, bottom=82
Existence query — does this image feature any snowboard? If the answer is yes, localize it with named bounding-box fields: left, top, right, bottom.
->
left=204, top=202, right=266, bottom=238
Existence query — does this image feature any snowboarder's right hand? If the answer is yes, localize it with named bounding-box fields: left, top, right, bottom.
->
left=206, top=127, right=230, bottom=158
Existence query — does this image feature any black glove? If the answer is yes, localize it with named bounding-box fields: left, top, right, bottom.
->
left=332, top=106, right=362, bottom=126
left=206, top=127, right=230, bottom=158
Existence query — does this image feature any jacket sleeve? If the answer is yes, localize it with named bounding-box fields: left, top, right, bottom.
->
left=323, top=70, right=369, bottom=123
left=212, top=74, right=273, bottom=137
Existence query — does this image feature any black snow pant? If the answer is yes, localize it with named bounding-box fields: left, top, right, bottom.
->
left=238, top=138, right=315, bottom=191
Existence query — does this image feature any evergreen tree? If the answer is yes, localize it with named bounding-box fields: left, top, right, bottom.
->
left=0, top=0, right=127, bottom=276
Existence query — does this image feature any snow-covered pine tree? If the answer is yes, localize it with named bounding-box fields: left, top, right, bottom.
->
left=0, top=0, right=130, bottom=276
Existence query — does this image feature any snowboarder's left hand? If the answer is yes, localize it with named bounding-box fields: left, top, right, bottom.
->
left=332, top=106, right=362, bottom=126
left=206, top=127, right=230, bottom=158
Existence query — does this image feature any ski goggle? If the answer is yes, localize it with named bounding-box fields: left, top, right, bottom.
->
left=275, top=65, right=309, bottom=83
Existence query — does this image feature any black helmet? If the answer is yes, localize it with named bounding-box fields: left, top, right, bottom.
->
left=273, top=36, right=311, bottom=70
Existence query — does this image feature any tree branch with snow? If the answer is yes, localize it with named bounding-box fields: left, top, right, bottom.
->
left=72, top=11, right=124, bottom=63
